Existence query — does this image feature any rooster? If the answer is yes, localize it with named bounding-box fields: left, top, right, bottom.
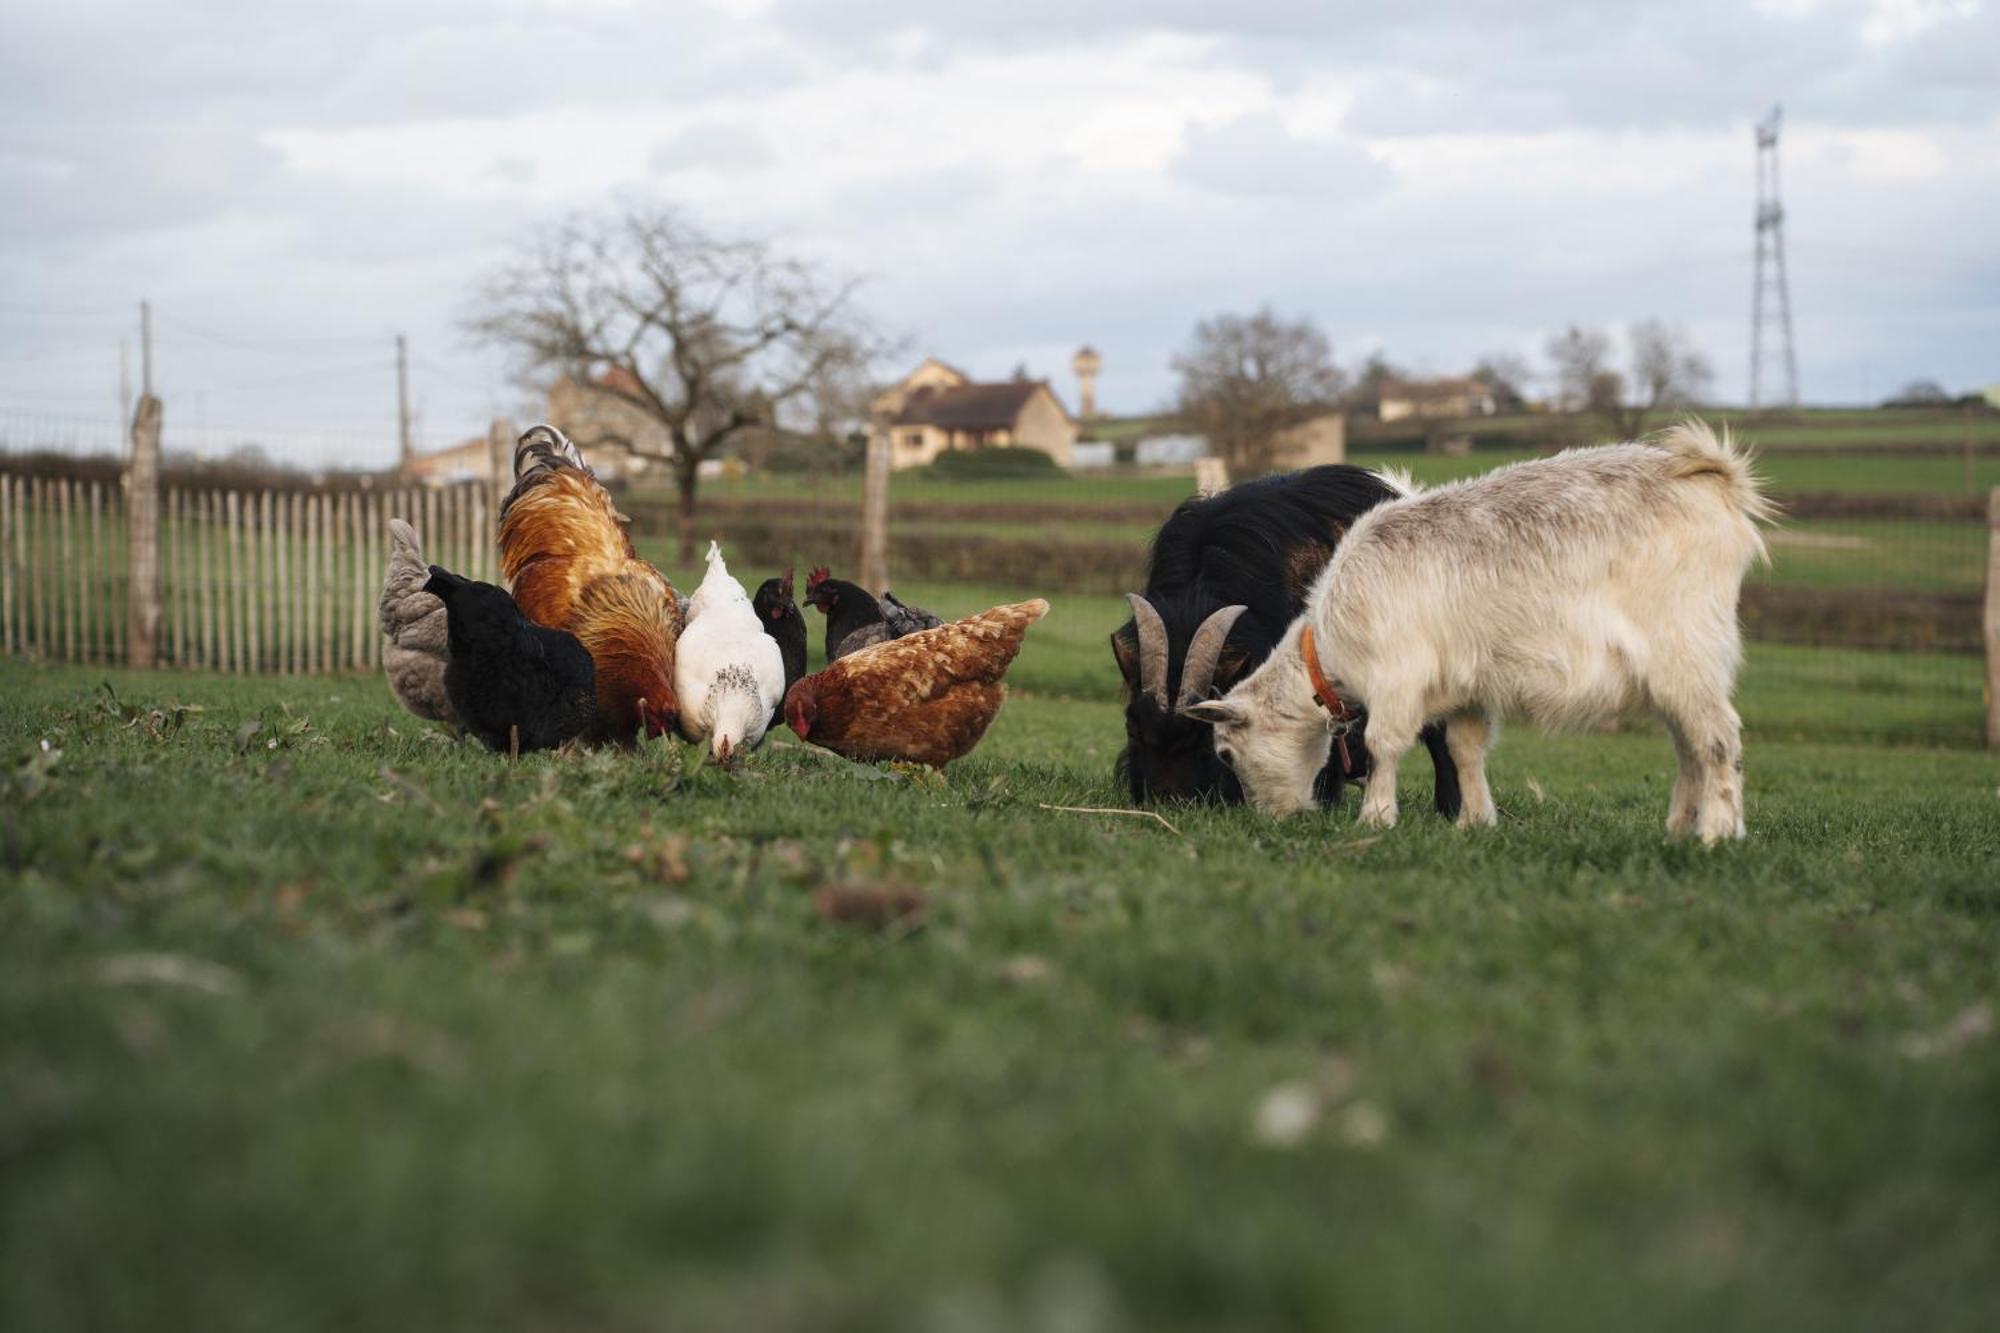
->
left=673, top=542, right=787, bottom=763
left=498, top=425, right=683, bottom=742
left=784, top=599, right=1048, bottom=767
left=804, top=568, right=943, bottom=661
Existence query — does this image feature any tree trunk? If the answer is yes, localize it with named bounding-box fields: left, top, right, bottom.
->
left=676, top=459, right=700, bottom=565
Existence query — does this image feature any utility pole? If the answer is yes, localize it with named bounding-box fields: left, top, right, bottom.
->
left=1748, top=106, right=1799, bottom=410
left=119, top=340, right=132, bottom=429
left=139, top=299, right=153, bottom=397
left=396, top=333, right=413, bottom=476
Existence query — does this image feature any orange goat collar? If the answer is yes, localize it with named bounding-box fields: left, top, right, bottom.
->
left=1300, top=626, right=1354, bottom=723
left=1301, top=625, right=1356, bottom=773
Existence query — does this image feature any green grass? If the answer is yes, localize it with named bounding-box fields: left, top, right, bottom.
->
left=683, top=441, right=1999, bottom=513
left=1759, top=520, right=1986, bottom=595
left=5, top=587, right=1998, bottom=1331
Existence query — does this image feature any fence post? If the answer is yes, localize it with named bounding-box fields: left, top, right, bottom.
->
left=1986, top=486, right=1999, bottom=750
left=125, top=395, right=163, bottom=668
left=859, top=429, right=890, bottom=595
left=489, top=418, right=515, bottom=522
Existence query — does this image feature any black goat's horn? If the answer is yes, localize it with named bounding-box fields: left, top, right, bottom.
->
left=1125, top=594, right=1169, bottom=709
left=1178, top=604, right=1249, bottom=709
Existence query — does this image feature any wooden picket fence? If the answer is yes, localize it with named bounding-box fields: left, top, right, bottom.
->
left=0, top=470, right=495, bottom=673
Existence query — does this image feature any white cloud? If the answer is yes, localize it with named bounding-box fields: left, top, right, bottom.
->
left=1172, top=113, right=1392, bottom=200
left=0, top=0, right=1996, bottom=460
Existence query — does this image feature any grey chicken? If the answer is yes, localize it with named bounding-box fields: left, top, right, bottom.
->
left=379, top=517, right=456, bottom=726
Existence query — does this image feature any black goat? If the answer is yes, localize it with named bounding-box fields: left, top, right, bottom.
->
left=1112, top=465, right=1461, bottom=815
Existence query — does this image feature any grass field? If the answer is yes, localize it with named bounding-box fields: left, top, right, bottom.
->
left=5, top=582, right=1998, bottom=1331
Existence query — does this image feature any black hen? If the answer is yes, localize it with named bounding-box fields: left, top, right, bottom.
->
left=804, top=567, right=943, bottom=662
left=423, top=566, right=597, bottom=753
left=752, top=568, right=807, bottom=724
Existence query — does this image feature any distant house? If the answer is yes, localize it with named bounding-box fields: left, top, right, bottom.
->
left=404, top=435, right=497, bottom=486
left=1377, top=376, right=1499, bottom=423
left=870, top=358, right=1078, bottom=470
left=546, top=366, right=672, bottom=482
left=1270, top=409, right=1347, bottom=468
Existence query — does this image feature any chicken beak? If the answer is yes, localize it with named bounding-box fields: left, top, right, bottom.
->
left=715, top=736, right=735, bottom=766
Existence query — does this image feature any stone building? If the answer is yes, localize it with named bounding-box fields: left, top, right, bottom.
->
left=869, top=358, right=1078, bottom=470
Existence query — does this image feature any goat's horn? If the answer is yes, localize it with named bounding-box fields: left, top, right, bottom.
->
left=1124, top=594, right=1169, bottom=709
left=1177, top=604, right=1250, bottom=709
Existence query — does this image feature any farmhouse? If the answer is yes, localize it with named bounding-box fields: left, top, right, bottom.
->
left=1378, top=376, right=1499, bottom=422
left=870, top=358, right=1078, bottom=470
left=403, top=435, right=496, bottom=486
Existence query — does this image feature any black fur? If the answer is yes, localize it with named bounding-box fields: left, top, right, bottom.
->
left=424, top=566, right=597, bottom=753
left=753, top=575, right=808, bottom=726
left=1113, top=466, right=1461, bottom=815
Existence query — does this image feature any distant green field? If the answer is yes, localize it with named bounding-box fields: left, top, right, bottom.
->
left=1350, top=406, right=2000, bottom=452
left=682, top=432, right=1999, bottom=511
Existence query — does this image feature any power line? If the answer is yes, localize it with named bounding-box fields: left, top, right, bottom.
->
left=153, top=312, right=383, bottom=353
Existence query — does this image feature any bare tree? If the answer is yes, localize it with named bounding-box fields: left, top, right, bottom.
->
left=1469, top=352, right=1534, bottom=411
left=1173, top=308, right=1347, bottom=474
left=468, top=207, right=882, bottom=558
left=1545, top=325, right=1614, bottom=415
left=1545, top=321, right=1711, bottom=440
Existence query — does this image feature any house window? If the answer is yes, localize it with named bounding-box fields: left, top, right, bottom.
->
left=901, top=431, right=925, bottom=451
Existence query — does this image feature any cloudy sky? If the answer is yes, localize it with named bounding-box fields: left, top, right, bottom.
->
left=2, top=0, right=1995, bottom=466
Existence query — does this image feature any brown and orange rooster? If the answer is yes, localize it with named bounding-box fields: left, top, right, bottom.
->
left=783, top=599, right=1049, bottom=767
left=498, top=425, right=683, bottom=742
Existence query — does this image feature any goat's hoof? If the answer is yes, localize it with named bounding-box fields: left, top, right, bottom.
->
left=1358, top=806, right=1399, bottom=830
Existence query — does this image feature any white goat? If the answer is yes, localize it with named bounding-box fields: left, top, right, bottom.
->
left=1184, top=422, right=1774, bottom=843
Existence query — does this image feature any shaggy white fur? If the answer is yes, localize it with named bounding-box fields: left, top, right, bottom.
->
left=1186, top=421, right=1774, bottom=843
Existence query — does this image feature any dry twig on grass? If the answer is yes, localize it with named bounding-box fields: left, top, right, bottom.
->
left=1036, top=803, right=1185, bottom=838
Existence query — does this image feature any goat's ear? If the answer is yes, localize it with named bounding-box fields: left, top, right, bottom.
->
left=1182, top=699, right=1245, bottom=726
left=1109, top=628, right=1138, bottom=685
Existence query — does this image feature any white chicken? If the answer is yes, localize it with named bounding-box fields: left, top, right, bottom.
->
left=672, top=541, right=787, bottom=763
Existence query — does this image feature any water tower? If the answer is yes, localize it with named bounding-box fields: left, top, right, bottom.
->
left=1072, top=345, right=1101, bottom=418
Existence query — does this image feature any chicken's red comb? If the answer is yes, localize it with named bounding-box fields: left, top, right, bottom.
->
left=805, top=566, right=831, bottom=592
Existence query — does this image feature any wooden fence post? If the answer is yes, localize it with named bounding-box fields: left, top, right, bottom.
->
left=859, top=429, right=890, bottom=595
left=126, top=395, right=162, bottom=667
left=58, top=479, right=75, bottom=662
left=1986, top=487, right=1999, bottom=750
left=489, top=418, right=515, bottom=525
left=0, top=474, right=13, bottom=655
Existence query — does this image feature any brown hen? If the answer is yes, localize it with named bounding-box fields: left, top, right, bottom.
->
left=498, top=425, right=683, bottom=741
left=783, top=599, right=1049, bottom=767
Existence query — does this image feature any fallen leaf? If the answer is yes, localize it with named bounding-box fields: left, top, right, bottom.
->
left=1898, top=1001, right=1995, bottom=1060
left=1338, top=1100, right=1390, bottom=1148
left=1252, top=1082, right=1322, bottom=1147
left=812, top=882, right=928, bottom=931
left=996, top=954, right=1054, bottom=985
left=88, top=952, right=243, bottom=997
